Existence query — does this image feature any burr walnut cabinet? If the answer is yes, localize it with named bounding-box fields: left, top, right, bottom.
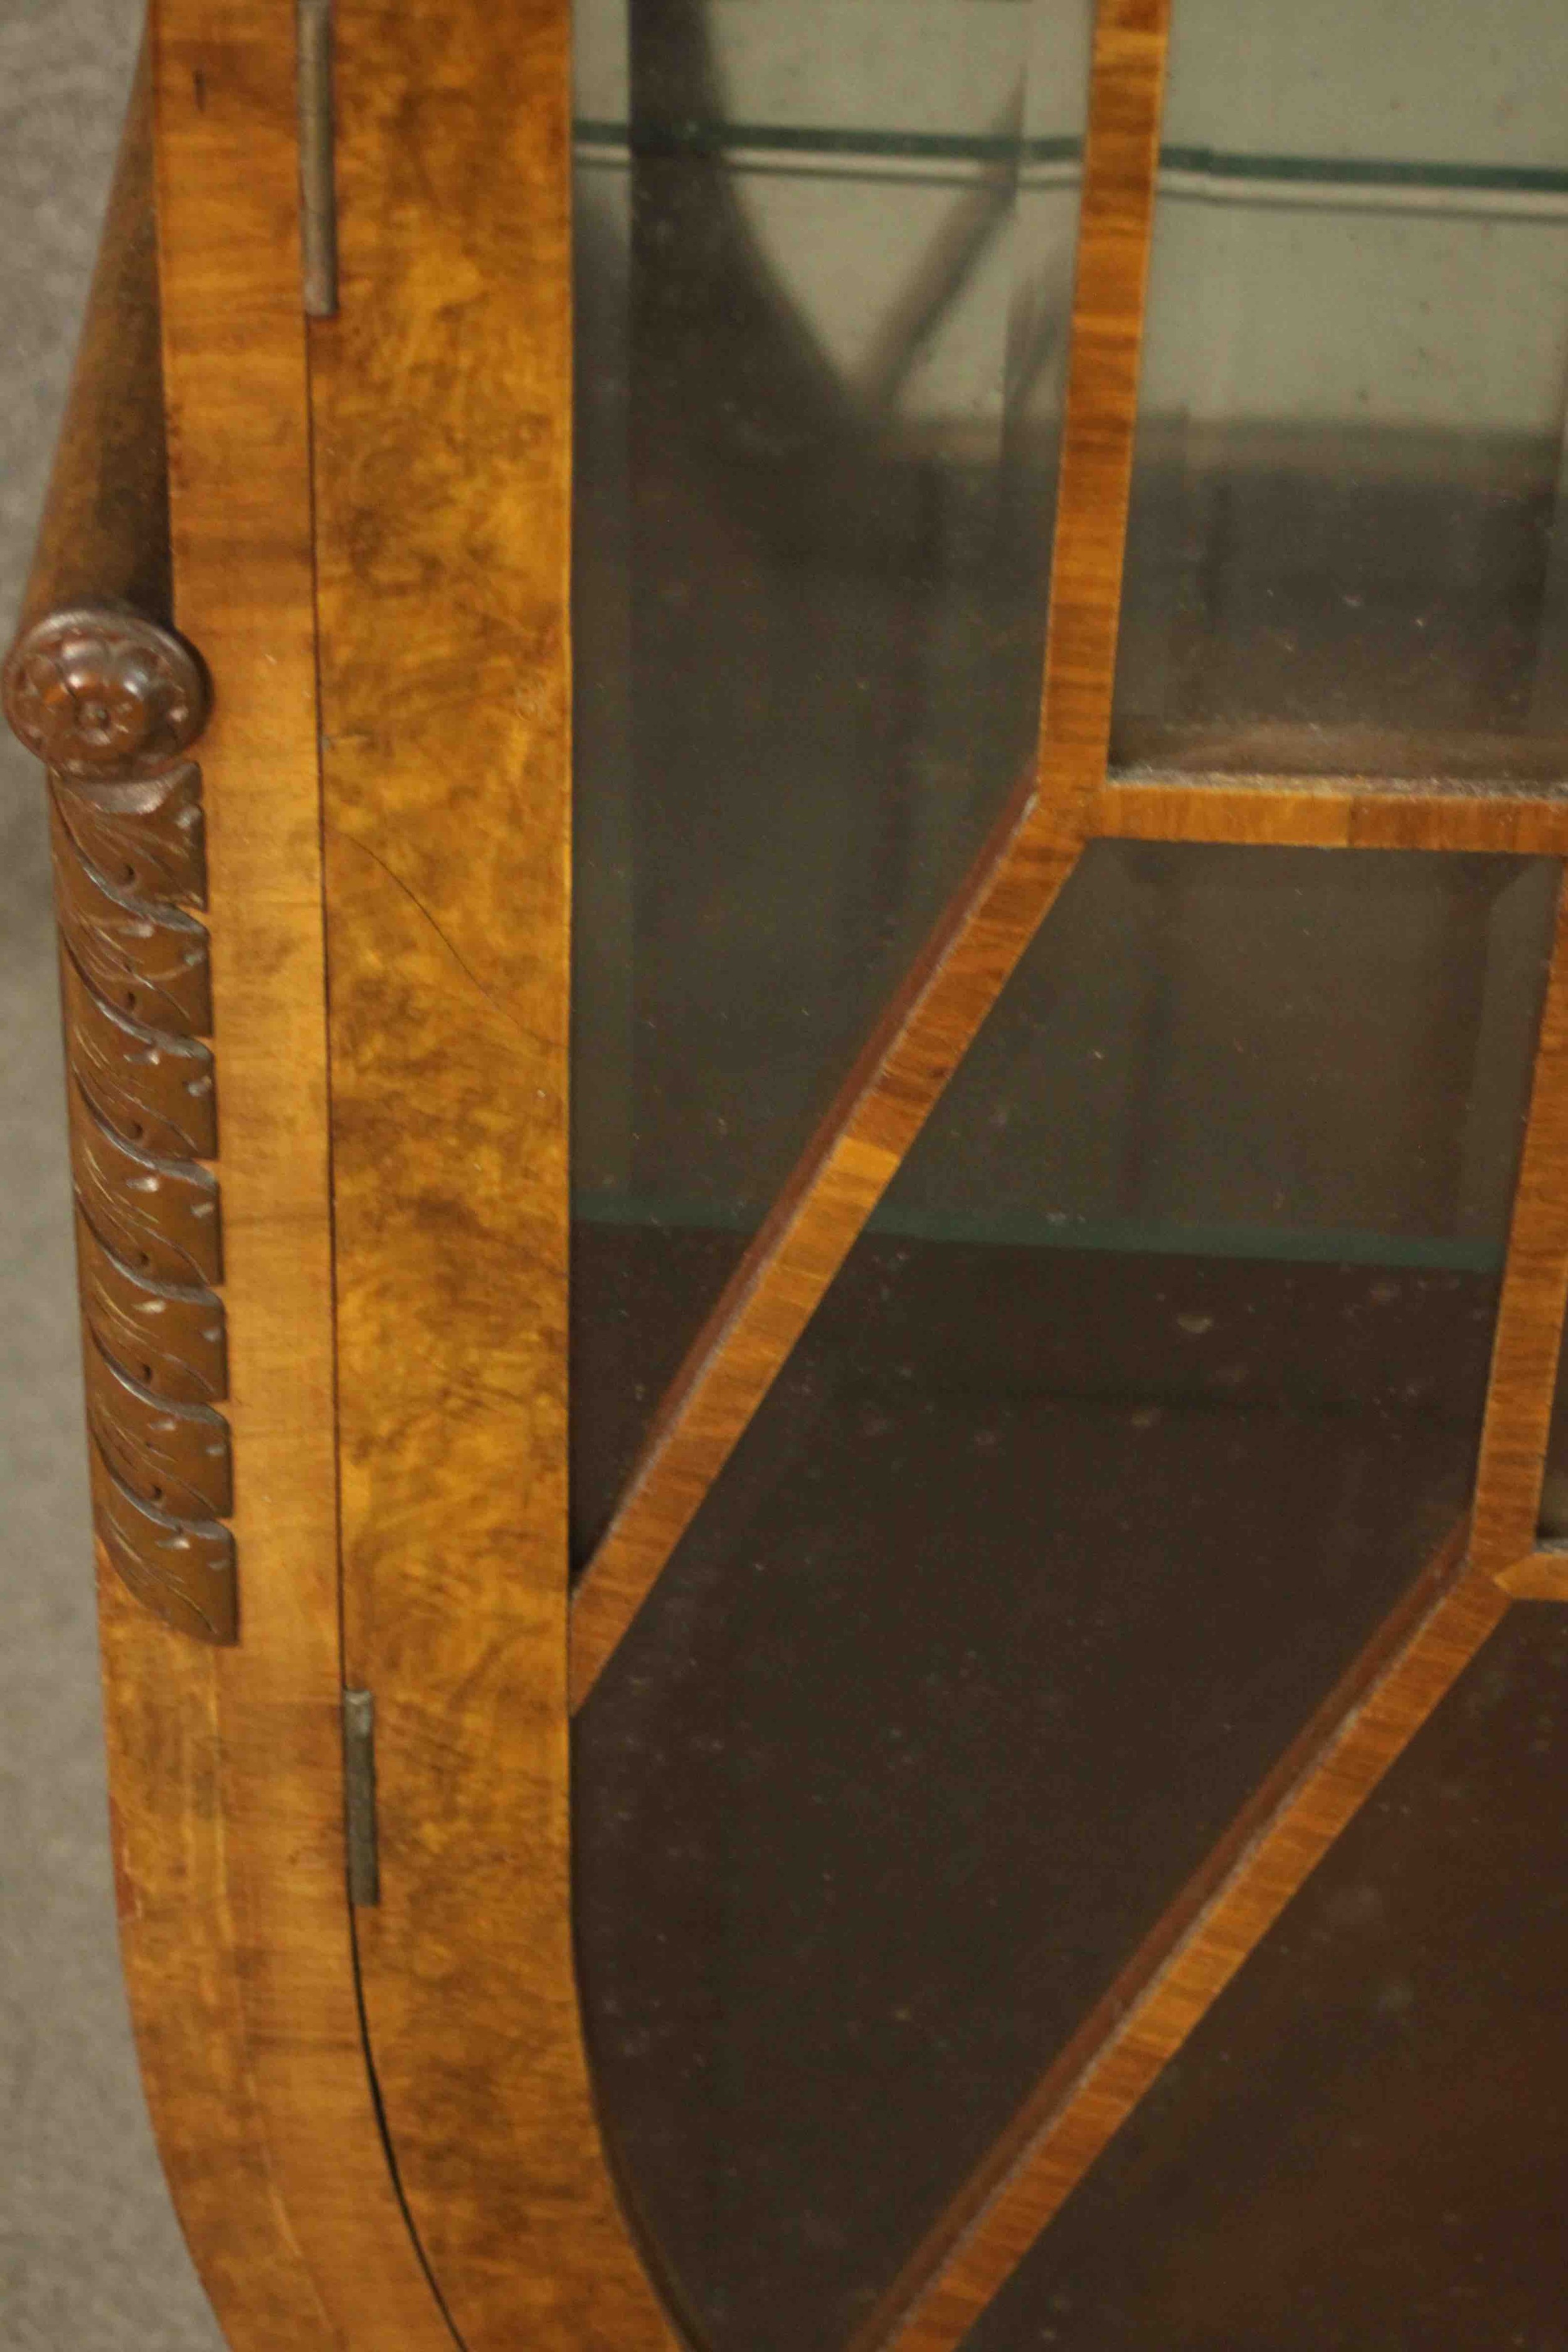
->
left=9, top=0, right=1568, bottom=2345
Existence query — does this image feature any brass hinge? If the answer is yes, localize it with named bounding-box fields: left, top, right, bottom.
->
left=342, top=1688, right=380, bottom=1906
left=297, top=0, right=339, bottom=317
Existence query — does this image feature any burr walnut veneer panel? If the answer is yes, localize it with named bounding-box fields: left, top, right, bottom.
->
left=310, top=2, right=675, bottom=2345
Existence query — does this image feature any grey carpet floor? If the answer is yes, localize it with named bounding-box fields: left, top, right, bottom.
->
left=1, top=2, right=223, bottom=2342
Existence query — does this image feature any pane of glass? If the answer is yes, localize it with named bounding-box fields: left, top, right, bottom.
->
left=573, top=843, right=1554, bottom=2352
left=962, top=1601, right=1568, bottom=2352
left=569, top=0, right=1093, bottom=1558
left=1111, top=0, right=1568, bottom=781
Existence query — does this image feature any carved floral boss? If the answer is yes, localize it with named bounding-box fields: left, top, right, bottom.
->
left=3, top=605, right=235, bottom=1642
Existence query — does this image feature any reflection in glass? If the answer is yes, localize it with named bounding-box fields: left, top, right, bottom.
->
left=569, top=0, right=1093, bottom=1557
left=963, top=1603, right=1568, bottom=2352
left=1111, top=0, right=1568, bottom=779
left=574, top=845, right=1555, bottom=2352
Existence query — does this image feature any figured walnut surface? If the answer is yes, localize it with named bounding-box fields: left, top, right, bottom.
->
left=98, top=1561, right=343, bottom=2346
left=310, top=0, right=677, bottom=2344
left=115, top=4, right=460, bottom=2345
left=569, top=0, right=1174, bottom=1710
left=1096, top=772, right=1568, bottom=854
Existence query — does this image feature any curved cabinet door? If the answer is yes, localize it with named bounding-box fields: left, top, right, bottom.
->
left=318, top=1, right=1568, bottom=2349
left=16, top=3, right=1568, bottom=2349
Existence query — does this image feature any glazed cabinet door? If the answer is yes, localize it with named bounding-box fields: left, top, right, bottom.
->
left=7, top=3, right=1568, bottom=2349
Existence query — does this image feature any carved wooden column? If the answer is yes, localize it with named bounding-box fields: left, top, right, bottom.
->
left=4, top=607, right=234, bottom=1640
left=3, top=48, right=235, bottom=1643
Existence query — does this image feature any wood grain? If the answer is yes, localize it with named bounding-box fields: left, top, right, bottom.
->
left=1495, top=1551, right=1568, bottom=1599
left=310, top=1, right=678, bottom=2343
left=857, top=1549, right=1509, bottom=2352
left=571, top=0, right=1173, bottom=1708
left=1096, top=775, right=1568, bottom=854
left=98, top=1562, right=342, bottom=2348
left=1468, top=869, right=1568, bottom=1570
left=120, top=3, right=457, bottom=2341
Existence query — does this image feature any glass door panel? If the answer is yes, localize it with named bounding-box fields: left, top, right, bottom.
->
left=1110, top=0, right=1568, bottom=781
left=962, top=1602, right=1568, bottom=2351
left=570, top=0, right=1093, bottom=1555
left=573, top=843, right=1554, bottom=2352
left=566, top=7, right=1568, bottom=2350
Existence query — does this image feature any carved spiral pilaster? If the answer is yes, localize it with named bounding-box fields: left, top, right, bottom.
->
left=4, top=603, right=235, bottom=1643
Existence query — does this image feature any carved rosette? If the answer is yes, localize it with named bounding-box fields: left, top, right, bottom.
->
left=4, top=605, right=235, bottom=1642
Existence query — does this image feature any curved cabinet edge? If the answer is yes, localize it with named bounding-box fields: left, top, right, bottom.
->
left=0, top=11, right=465, bottom=2347
left=101, top=1547, right=460, bottom=2352
left=148, top=1, right=464, bottom=2342
left=98, top=1563, right=342, bottom=2347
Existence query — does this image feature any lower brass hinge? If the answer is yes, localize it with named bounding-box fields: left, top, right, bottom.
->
left=342, top=1688, right=380, bottom=1906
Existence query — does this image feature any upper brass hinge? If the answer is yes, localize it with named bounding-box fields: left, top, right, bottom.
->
left=297, top=0, right=338, bottom=317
